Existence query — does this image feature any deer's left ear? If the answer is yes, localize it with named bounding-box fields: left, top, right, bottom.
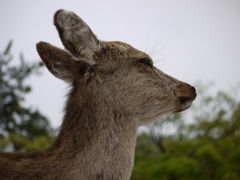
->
left=54, top=9, right=102, bottom=65
left=36, top=42, right=76, bottom=82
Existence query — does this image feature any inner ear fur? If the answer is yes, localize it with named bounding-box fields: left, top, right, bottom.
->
left=53, top=9, right=102, bottom=64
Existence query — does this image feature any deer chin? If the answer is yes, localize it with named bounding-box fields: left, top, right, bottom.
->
left=138, top=104, right=177, bottom=125
left=140, top=98, right=194, bottom=125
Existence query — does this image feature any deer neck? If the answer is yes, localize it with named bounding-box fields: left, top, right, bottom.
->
left=51, top=87, right=138, bottom=179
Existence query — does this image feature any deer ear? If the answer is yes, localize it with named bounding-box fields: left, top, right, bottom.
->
left=36, top=42, right=75, bottom=82
left=54, top=9, right=102, bottom=65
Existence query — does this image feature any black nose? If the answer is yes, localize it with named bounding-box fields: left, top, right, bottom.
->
left=186, top=83, right=196, bottom=93
left=190, top=85, right=196, bottom=93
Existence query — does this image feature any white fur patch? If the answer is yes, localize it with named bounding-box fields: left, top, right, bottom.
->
left=115, top=44, right=129, bottom=51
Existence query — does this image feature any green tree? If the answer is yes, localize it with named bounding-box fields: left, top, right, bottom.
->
left=0, top=41, right=54, bottom=152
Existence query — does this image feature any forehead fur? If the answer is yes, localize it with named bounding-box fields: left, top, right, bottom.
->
left=103, top=41, right=151, bottom=60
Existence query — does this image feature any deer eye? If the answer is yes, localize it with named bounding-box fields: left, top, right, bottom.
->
left=139, top=58, right=152, bottom=67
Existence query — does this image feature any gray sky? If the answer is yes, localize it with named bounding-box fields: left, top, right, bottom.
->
left=1, top=0, right=240, bottom=128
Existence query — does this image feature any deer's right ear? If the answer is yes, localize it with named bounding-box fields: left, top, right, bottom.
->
left=36, top=42, right=75, bottom=83
left=54, top=9, right=102, bottom=65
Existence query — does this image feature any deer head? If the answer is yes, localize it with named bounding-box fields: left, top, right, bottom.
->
left=37, top=10, right=196, bottom=127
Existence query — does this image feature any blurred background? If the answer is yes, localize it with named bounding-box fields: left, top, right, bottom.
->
left=0, top=0, right=240, bottom=179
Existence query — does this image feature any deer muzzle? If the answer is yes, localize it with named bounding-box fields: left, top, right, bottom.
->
left=175, top=84, right=197, bottom=112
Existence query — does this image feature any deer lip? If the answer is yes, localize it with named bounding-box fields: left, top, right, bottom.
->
left=179, top=96, right=195, bottom=104
left=174, top=96, right=195, bottom=113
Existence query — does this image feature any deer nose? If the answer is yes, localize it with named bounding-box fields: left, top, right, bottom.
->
left=186, top=84, right=197, bottom=98
left=190, top=85, right=196, bottom=93
left=176, top=84, right=197, bottom=112
left=186, top=83, right=196, bottom=93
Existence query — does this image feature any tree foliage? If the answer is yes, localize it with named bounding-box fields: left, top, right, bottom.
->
left=131, top=84, right=240, bottom=180
left=0, top=41, right=54, bottom=152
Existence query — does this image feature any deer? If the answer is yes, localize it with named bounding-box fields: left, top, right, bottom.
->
left=0, top=9, right=196, bottom=180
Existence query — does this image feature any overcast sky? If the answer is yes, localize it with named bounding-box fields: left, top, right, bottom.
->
left=1, top=0, right=240, bottom=128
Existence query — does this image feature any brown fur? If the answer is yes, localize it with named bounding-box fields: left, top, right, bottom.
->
left=0, top=10, right=196, bottom=180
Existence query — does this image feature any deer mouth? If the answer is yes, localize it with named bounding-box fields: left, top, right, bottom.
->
left=175, top=96, right=196, bottom=113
